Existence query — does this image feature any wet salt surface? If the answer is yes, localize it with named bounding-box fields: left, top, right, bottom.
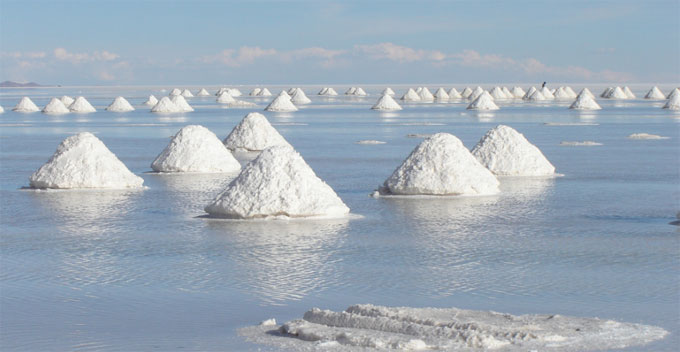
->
left=1, top=85, right=679, bottom=351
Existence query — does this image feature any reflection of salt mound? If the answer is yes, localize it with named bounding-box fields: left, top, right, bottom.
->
left=106, top=96, right=135, bottom=112
left=258, top=88, right=272, bottom=96
left=69, top=96, right=96, bottom=113
left=181, top=89, right=194, bottom=98
left=60, top=95, right=75, bottom=106
left=561, top=141, right=602, bottom=146
left=471, top=125, right=555, bottom=176
left=448, top=87, right=462, bottom=99
left=29, top=132, right=143, bottom=189
left=253, top=304, right=667, bottom=351
left=379, top=133, right=499, bottom=196
left=265, top=92, right=298, bottom=112
left=467, top=91, right=499, bottom=110
left=223, top=112, right=291, bottom=151
left=419, top=87, right=435, bottom=101
left=570, top=94, right=602, bottom=110
left=151, top=96, right=180, bottom=113
left=460, top=87, right=473, bottom=98
left=434, top=87, right=449, bottom=100
left=400, top=88, right=421, bottom=101
left=663, top=94, right=680, bottom=110
left=196, top=88, right=211, bottom=96
left=169, top=88, right=182, bottom=96
left=644, top=86, right=665, bottom=99
left=13, top=97, right=40, bottom=112
left=623, top=86, right=635, bottom=99
left=371, top=94, right=403, bottom=111
left=627, top=133, right=669, bottom=140
left=151, top=125, right=240, bottom=173
left=42, top=98, right=70, bottom=114
left=143, top=95, right=158, bottom=106
left=539, top=86, right=555, bottom=99
left=382, top=87, right=395, bottom=96
left=170, top=95, right=194, bottom=112
left=290, top=88, right=312, bottom=104
left=250, top=88, right=262, bottom=96
left=204, top=145, right=350, bottom=219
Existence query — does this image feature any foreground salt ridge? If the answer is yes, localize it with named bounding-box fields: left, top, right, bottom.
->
left=151, top=125, right=241, bottom=173
left=29, top=132, right=144, bottom=189
left=223, top=112, right=292, bottom=151
left=204, top=145, right=349, bottom=219
left=242, top=304, right=668, bottom=351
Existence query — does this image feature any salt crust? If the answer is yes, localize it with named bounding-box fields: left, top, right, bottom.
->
left=69, top=97, right=96, bottom=113
left=379, top=133, right=499, bottom=196
left=223, top=112, right=292, bottom=151
left=106, top=96, right=135, bottom=112
left=372, top=94, right=402, bottom=111
left=13, top=97, right=40, bottom=112
left=151, top=125, right=240, bottom=173
left=29, top=132, right=143, bottom=189
left=42, top=98, right=70, bottom=114
left=204, top=145, right=350, bottom=219
left=471, top=125, right=555, bottom=176
left=265, top=92, right=298, bottom=112
left=467, top=91, right=499, bottom=110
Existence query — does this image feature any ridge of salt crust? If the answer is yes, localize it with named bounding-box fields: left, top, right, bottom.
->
left=223, top=112, right=292, bottom=151
left=471, top=125, right=555, bottom=176
left=42, top=98, right=70, bottom=114
left=204, top=145, right=350, bottom=219
left=467, top=91, right=500, bottom=110
left=379, top=133, right=499, bottom=196
left=13, top=97, right=40, bottom=112
left=151, top=125, right=240, bottom=173
left=29, top=132, right=143, bottom=189
left=106, top=96, right=135, bottom=112
left=151, top=96, right=180, bottom=113
left=371, top=94, right=403, bottom=111
left=69, top=97, right=96, bottom=113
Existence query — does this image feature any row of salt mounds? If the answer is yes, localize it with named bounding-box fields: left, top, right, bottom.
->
left=664, top=93, right=680, bottom=110
left=290, top=88, right=312, bottom=104
left=42, top=98, right=70, bottom=114
left=471, top=125, right=555, bottom=176
left=371, top=94, right=402, bottom=111
left=400, top=88, right=421, bottom=102
left=196, top=88, right=211, bottom=96
left=265, top=91, right=298, bottom=112
left=254, top=304, right=668, bottom=351
left=553, top=86, right=578, bottom=100
left=644, top=86, right=665, bottom=99
left=248, top=88, right=273, bottom=97
left=223, top=112, right=292, bottom=152
left=60, top=95, right=75, bottom=106
left=377, top=133, right=500, bottom=196
left=69, top=96, right=96, bottom=113
left=204, top=145, right=350, bottom=219
left=467, top=91, right=499, bottom=110
left=106, top=96, right=135, bottom=112
left=570, top=89, right=601, bottom=110
left=151, top=125, right=240, bottom=173
left=318, top=87, right=338, bottom=96
left=382, top=87, right=395, bottom=96
left=13, top=97, right=40, bottom=112
left=601, top=86, right=635, bottom=99
left=144, top=95, right=159, bottom=106
left=29, top=132, right=143, bottom=189
left=151, top=96, right=180, bottom=113
left=345, top=87, right=367, bottom=96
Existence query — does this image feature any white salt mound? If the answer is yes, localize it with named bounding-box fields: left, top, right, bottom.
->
left=560, top=141, right=603, bottom=146
left=511, top=86, right=526, bottom=98
left=249, top=88, right=262, bottom=96
left=468, top=86, right=485, bottom=101
left=460, top=87, right=473, bottom=98
left=418, top=87, right=434, bottom=101
left=382, top=87, right=395, bottom=96
left=401, top=88, right=421, bottom=102
left=502, top=86, right=513, bottom=97
left=151, top=125, right=240, bottom=173
left=106, top=96, right=135, bottom=112
left=217, top=92, right=236, bottom=104
left=290, top=88, right=312, bottom=104
left=553, top=87, right=573, bottom=100
left=471, top=125, right=555, bottom=176
left=144, top=95, right=159, bottom=106
left=318, top=87, right=328, bottom=95
left=667, top=88, right=679, bottom=99
left=196, top=88, right=211, bottom=96
left=467, top=91, right=499, bottom=110
left=601, top=87, right=613, bottom=98
left=318, top=87, right=338, bottom=96
left=570, top=94, right=602, bottom=110
left=60, top=95, right=75, bottom=107
left=258, top=88, right=273, bottom=96
left=69, top=97, right=96, bottom=113
left=29, top=132, right=143, bottom=189
left=151, top=96, right=180, bottom=113
left=565, top=86, right=577, bottom=97
left=523, top=87, right=538, bottom=100
left=663, top=94, right=680, bottom=110
left=623, top=86, right=635, bottom=99
left=246, top=304, right=667, bottom=351
left=379, top=133, right=499, bottom=196
left=644, top=86, right=665, bottom=99
left=434, top=87, right=449, bottom=100
left=354, top=87, right=367, bottom=96
left=223, top=112, right=292, bottom=152
left=13, top=97, right=40, bottom=112
left=265, top=92, right=298, bottom=112
left=170, top=95, right=194, bottom=112
left=215, top=88, right=228, bottom=96
left=606, top=87, right=628, bottom=99
left=627, top=133, right=669, bottom=140
left=447, top=88, right=462, bottom=99
left=577, top=88, right=595, bottom=99
left=489, top=86, right=508, bottom=100
left=42, top=98, right=70, bottom=114
left=372, top=94, right=403, bottom=111
left=540, top=86, right=555, bottom=99
left=345, top=87, right=357, bottom=95
left=204, top=145, right=350, bottom=219
left=181, top=89, right=194, bottom=98
left=169, top=88, right=182, bottom=96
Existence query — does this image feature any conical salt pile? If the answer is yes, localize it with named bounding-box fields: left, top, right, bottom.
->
left=250, top=88, right=262, bottom=96
left=228, top=88, right=243, bottom=97
left=553, top=87, right=573, bottom=100
left=144, top=95, right=158, bottom=106
left=181, top=89, right=194, bottom=98
left=379, top=133, right=499, bottom=196
left=401, top=88, right=421, bottom=101
left=623, top=86, right=635, bottom=99
left=371, top=94, right=403, bottom=111
left=264, top=91, right=298, bottom=112
left=539, top=86, right=554, bottom=99
left=526, top=90, right=547, bottom=101
left=290, top=88, right=312, bottom=104
left=468, top=86, right=485, bottom=101
left=0, top=105, right=4, bottom=113
left=522, top=87, right=537, bottom=100
left=489, top=86, right=508, bottom=100
left=460, top=87, right=473, bottom=99
left=663, top=94, right=680, bottom=110
left=577, top=88, right=595, bottom=99
left=354, top=87, right=367, bottom=96
left=13, top=97, right=40, bottom=112
left=196, top=88, right=211, bottom=96
left=471, top=125, right=555, bottom=176
left=564, top=86, right=577, bottom=98
left=151, top=96, right=180, bottom=113
left=204, top=145, right=350, bottom=219
left=29, top=132, right=144, bottom=189
left=223, top=112, right=292, bottom=151
left=419, top=87, right=435, bottom=101
left=258, top=88, right=273, bottom=96
left=666, top=88, right=679, bottom=99
left=215, top=88, right=228, bottom=96
left=60, top=96, right=75, bottom=106
left=318, top=87, right=328, bottom=95
left=318, top=87, right=337, bottom=96
left=217, top=91, right=236, bottom=103
left=42, top=98, right=70, bottom=114
left=644, top=86, right=665, bottom=99
left=169, top=88, right=182, bottom=96
left=600, top=87, right=613, bottom=98
left=415, top=87, right=423, bottom=94
left=151, top=125, right=240, bottom=173
left=501, top=86, right=513, bottom=97
left=382, top=87, right=395, bottom=96
left=467, top=91, right=499, bottom=110
left=345, top=87, right=357, bottom=95
left=106, top=96, right=135, bottom=112
left=569, top=94, right=601, bottom=110
left=448, top=88, right=462, bottom=99
left=605, top=86, right=627, bottom=99
left=434, top=88, right=449, bottom=100
left=170, top=95, right=194, bottom=112
left=69, top=97, right=96, bottom=113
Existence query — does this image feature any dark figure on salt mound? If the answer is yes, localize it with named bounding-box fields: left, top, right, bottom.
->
left=542, top=81, right=546, bottom=88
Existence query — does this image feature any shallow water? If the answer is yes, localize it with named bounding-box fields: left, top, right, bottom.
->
left=1, top=85, right=679, bottom=351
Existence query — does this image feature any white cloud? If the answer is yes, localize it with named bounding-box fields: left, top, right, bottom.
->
left=53, top=47, right=119, bottom=63
left=200, top=46, right=277, bottom=67
left=354, top=42, right=445, bottom=63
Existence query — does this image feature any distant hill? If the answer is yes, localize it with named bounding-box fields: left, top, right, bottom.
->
left=0, top=81, right=55, bottom=87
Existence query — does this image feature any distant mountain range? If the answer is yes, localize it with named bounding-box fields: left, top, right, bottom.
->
left=0, top=81, right=58, bottom=87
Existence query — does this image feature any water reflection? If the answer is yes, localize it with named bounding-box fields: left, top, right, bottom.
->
left=152, top=172, right=237, bottom=216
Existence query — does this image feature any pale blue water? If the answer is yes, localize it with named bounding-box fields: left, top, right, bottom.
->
left=1, top=85, right=678, bottom=351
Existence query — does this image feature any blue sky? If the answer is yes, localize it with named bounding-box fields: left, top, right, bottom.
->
left=1, top=0, right=678, bottom=85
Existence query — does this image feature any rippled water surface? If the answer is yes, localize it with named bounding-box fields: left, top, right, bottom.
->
left=1, top=85, right=679, bottom=351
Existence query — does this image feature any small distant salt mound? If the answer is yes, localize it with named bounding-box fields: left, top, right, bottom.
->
left=564, top=86, right=577, bottom=97
left=169, top=88, right=182, bottom=96
left=60, top=95, right=75, bottom=106
left=526, top=90, right=547, bottom=101
left=317, top=87, right=328, bottom=95
left=0, top=105, right=4, bottom=113
left=106, top=96, right=135, bottom=112
left=577, top=88, right=595, bottom=100
left=433, top=88, right=449, bottom=100
left=356, top=140, right=386, bottom=144
left=258, top=88, right=273, bottom=96
left=144, top=95, right=159, bottom=106
left=560, top=141, right=602, bottom=146
left=489, top=86, right=508, bottom=100
left=250, top=88, right=262, bottom=96
left=228, top=88, right=243, bottom=97
left=264, top=92, right=298, bottom=112
left=623, top=86, right=635, bottom=99
left=13, top=97, right=40, bottom=112
left=223, top=112, right=291, bottom=152
left=553, top=87, right=573, bottom=100
left=663, top=94, right=680, bottom=110
left=354, top=87, right=367, bottom=96
left=471, top=125, right=555, bottom=176
left=502, top=86, right=513, bottom=98
left=259, top=319, right=276, bottom=327
left=68, top=97, right=96, bottom=113
left=151, top=125, right=240, bottom=173
left=419, top=87, right=435, bottom=101
left=228, top=100, right=257, bottom=108
left=644, top=86, right=665, bottom=99
left=401, top=88, right=421, bottom=102
left=196, top=88, right=211, bottom=96
left=151, top=96, right=180, bottom=113
left=345, top=87, right=357, bottom=95
left=372, top=94, right=403, bottom=111
left=170, top=95, right=194, bottom=112
left=181, top=89, right=194, bottom=98
left=29, top=132, right=143, bottom=189
left=468, top=86, right=485, bottom=101
left=42, top=98, right=70, bottom=114
left=290, top=88, right=312, bottom=104
left=448, top=88, right=462, bottom=99
left=382, top=87, right=395, bottom=96
left=605, top=86, right=628, bottom=99
left=460, top=87, right=473, bottom=98
left=204, top=145, right=350, bottom=219
left=523, top=87, right=538, bottom=100
left=467, top=91, right=499, bottom=110
left=539, top=86, right=555, bottom=99
left=627, top=133, right=669, bottom=140
left=666, top=88, right=679, bottom=99
left=570, top=93, right=602, bottom=110
left=511, top=86, right=526, bottom=98
left=217, top=91, right=236, bottom=104
left=379, top=133, right=499, bottom=196
left=318, top=87, right=338, bottom=96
